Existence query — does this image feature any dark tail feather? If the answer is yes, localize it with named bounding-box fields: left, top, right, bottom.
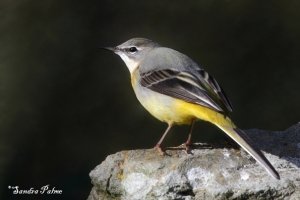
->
left=216, top=124, right=280, bottom=179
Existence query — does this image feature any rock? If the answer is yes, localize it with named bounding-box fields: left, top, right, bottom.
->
left=87, top=123, right=300, bottom=200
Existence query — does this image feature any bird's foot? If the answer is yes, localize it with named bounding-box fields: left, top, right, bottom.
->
left=154, top=144, right=165, bottom=156
left=183, top=142, right=193, bottom=154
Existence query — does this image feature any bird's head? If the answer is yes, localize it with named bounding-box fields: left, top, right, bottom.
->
left=103, top=38, right=160, bottom=73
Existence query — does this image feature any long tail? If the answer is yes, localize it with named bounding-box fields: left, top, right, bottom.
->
left=215, top=123, right=280, bottom=179
left=185, top=102, right=280, bottom=179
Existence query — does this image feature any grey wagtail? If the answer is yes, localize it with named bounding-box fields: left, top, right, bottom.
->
left=103, top=38, right=280, bottom=179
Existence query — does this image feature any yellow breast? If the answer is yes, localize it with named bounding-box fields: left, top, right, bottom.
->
left=131, top=70, right=194, bottom=125
left=130, top=69, right=232, bottom=126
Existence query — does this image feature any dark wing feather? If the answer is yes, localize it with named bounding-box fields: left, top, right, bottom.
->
left=140, top=69, right=233, bottom=114
left=195, top=69, right=233, bottom=112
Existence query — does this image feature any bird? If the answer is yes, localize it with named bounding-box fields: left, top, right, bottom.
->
left=102, top=37, right=280, bottom=179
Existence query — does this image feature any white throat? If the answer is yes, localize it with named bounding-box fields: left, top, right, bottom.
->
left=118, top=54, right=139, bottom=74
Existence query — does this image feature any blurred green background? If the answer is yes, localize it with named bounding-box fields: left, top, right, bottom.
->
left=1, top=0, right=299, bottom=199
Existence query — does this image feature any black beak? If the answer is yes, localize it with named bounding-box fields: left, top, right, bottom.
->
left=100, top=47, right=116, bottom=52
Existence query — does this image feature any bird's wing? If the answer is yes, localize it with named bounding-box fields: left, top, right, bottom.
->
left=140, top=68, right=233, bottom=114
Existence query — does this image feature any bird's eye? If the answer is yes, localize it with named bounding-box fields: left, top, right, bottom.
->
left=129, top=47, right=137, bottom=53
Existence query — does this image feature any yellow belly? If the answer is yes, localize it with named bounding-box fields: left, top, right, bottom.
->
left=130, top=72, right=191, bottom=124
left=130, top=70, right=234, bottom=127
left=139, top=93, right=195, bottom=125
left=173, top=100, right=235, bottom=127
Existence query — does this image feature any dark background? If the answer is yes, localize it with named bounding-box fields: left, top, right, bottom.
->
left=1, top=0, right=299, bottom=199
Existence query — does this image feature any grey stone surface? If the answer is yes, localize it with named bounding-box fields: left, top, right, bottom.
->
left=87, top=123, right=300, bottom=200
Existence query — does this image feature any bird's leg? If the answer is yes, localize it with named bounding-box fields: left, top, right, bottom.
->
left=184, top=119, right=196, bottom=153
left=154, top=123, right=173, bottom=155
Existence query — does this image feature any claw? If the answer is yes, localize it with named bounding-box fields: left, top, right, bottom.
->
left=183, top=142, right=192, bottom=154
left=154, top=145, right=165, bottom=156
